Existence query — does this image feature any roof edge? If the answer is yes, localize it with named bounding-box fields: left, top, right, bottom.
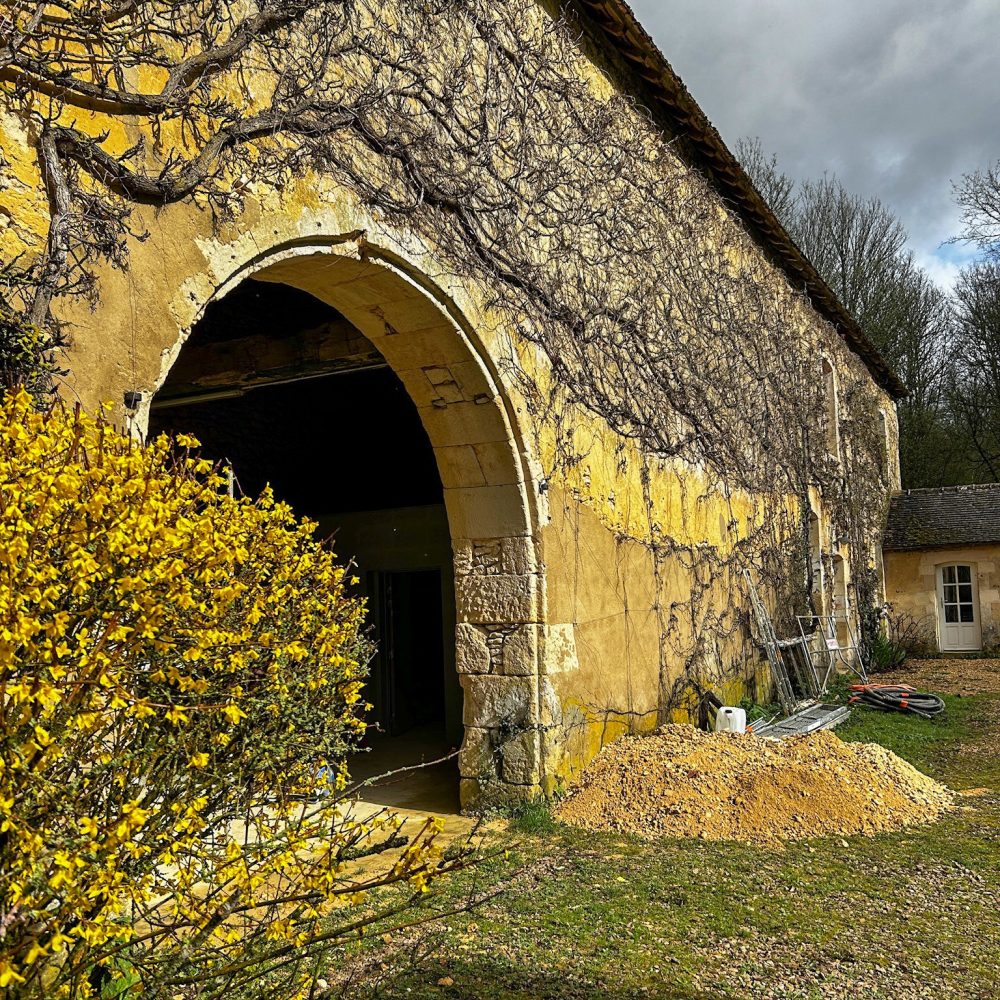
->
left=883, top=540, right=1000, bottom=553
left=893, top=484, right=1000, bottom=495
left=566, top=0, right=908, bottom=399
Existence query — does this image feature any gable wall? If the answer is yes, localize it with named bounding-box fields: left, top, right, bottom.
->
left=885, top=547, right=1000, bottom=654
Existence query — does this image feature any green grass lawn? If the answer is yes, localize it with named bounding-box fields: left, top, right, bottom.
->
left=352, top=685, right=1000, bottom=999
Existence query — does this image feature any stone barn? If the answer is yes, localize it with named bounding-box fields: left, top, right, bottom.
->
left=0, top=0, right=904, bottom=807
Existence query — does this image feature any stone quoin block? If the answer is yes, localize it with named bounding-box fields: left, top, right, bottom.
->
left=433, top=445, right=488, bottom=489
left=443, top=484, right=531, bottom=539
left=495, top=624, right=540, bottom=676
left=459, top=727, right=540, bottom=787
left=473, top=439, right=523, bottom=486
left=457, top=725, right=497, bottom=779
left=497, top=730, right=540, bottom=785
left=365, top=292, right=455, bottom=336
left=453, top=536, right=537, bottom=577
left=375, top=324, right=473, bottom=368
left=418, top=398, right=511, bottom=448
left=455, top=622, right=491, bottom=675
left=455, top=623, right=539, bottom=676
left=444, top=359, right=493, bottom=401
left=461, top=674, right=536, bottom=730
left=393, top=367, right=456, bottom=409
left=460, top=777, right=540, bottom=811
left=454, top=573, right=540, bottom=625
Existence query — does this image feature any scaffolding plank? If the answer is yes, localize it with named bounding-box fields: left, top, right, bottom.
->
left=750, top=703, right=851, bottom=740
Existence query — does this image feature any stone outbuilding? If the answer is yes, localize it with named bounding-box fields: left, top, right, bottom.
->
left=883, top=485, right=1000, bottom=654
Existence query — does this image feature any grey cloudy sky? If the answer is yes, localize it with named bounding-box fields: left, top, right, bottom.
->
left=628, top=0, right=1000, bottom=287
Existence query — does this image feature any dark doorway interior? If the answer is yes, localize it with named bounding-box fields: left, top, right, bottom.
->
left=150, top=280, right=461, bottom=808
left=369, top=569, right=446, bottom=736
left=151, top=366, right=444, bottom=517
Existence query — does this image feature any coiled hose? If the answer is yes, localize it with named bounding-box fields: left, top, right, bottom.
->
left=848, top=684, right=945, bottom=719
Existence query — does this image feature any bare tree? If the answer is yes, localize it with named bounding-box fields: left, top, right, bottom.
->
left=950, top=260, right=1000, bottom=480
left=953, top=160, right=1000, bottom=259
left=738, top=138, right=959, bottom=486
left=735, top=138, right=797, bottom=224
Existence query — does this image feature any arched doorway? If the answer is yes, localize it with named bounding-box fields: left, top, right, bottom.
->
left=151, top=279, right=461, bottom=807
left=149, top=243, right=546, bottom=810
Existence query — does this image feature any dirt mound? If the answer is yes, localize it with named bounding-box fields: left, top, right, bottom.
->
left=556, top=725, right=953, bottom=844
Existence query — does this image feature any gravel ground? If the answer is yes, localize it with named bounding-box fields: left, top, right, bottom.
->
left=879, top=656, right=1000, bottom=695
left=556, top=724, right=952, bottom=844
left=685, top=852, right=1000, bottom=999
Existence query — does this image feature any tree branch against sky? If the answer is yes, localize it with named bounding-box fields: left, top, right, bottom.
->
left=953, top=161, right=1000, bottom=260
left=951, top=260, right=1000, bottom=481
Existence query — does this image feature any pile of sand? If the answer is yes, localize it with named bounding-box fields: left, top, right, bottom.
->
left=556, top=724, right=953, bottom=844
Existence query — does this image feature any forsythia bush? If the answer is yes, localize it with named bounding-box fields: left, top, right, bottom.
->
left=0, top=391, right=459, bottom=998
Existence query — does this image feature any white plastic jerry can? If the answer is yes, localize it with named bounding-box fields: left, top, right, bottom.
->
left=715, top=706, right=747, bottom=734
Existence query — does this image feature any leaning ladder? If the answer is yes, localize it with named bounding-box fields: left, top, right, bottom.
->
left=743, top=569, right=797, bottom=714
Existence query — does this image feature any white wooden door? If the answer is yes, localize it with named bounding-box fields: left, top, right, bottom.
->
left=938, top=564, right=981, bottom=651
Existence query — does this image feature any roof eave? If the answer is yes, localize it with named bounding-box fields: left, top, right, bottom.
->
left=883, top=540, right=1000, bottom=553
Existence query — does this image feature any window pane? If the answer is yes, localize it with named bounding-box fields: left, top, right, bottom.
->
left=944, top=585, right=957, bottom=604
left=945, top=605, right=959, bottom=623
left=961, top=605, right=975, bottom=623
left=957, top=566, right=972, bottom=583
left=959, top=584, right=973, bottom=603
left=943, top=566, right=956, bottom=584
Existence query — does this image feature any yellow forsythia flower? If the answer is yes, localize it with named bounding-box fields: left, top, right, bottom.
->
left=0, top=389, right=380, bottom=993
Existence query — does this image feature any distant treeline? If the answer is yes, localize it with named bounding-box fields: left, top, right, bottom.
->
left=739, top=140, right=1000, bottom=488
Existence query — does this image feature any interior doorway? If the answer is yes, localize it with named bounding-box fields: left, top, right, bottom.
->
left=150, top=278, right=462, bottom=808
left=369, top=569, right=445, bottom=736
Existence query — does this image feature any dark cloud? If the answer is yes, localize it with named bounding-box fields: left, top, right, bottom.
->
left=627, top=0, right=1000, bottom=285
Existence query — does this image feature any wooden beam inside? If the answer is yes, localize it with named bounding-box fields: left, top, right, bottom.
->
left=153, top=320, right=386, bottom=409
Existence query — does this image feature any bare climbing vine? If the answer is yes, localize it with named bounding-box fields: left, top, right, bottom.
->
left=0, top=0, right=893, bottom=709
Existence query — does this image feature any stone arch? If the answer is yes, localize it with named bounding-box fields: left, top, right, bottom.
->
left=152, top=238, right=549, bottom=809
